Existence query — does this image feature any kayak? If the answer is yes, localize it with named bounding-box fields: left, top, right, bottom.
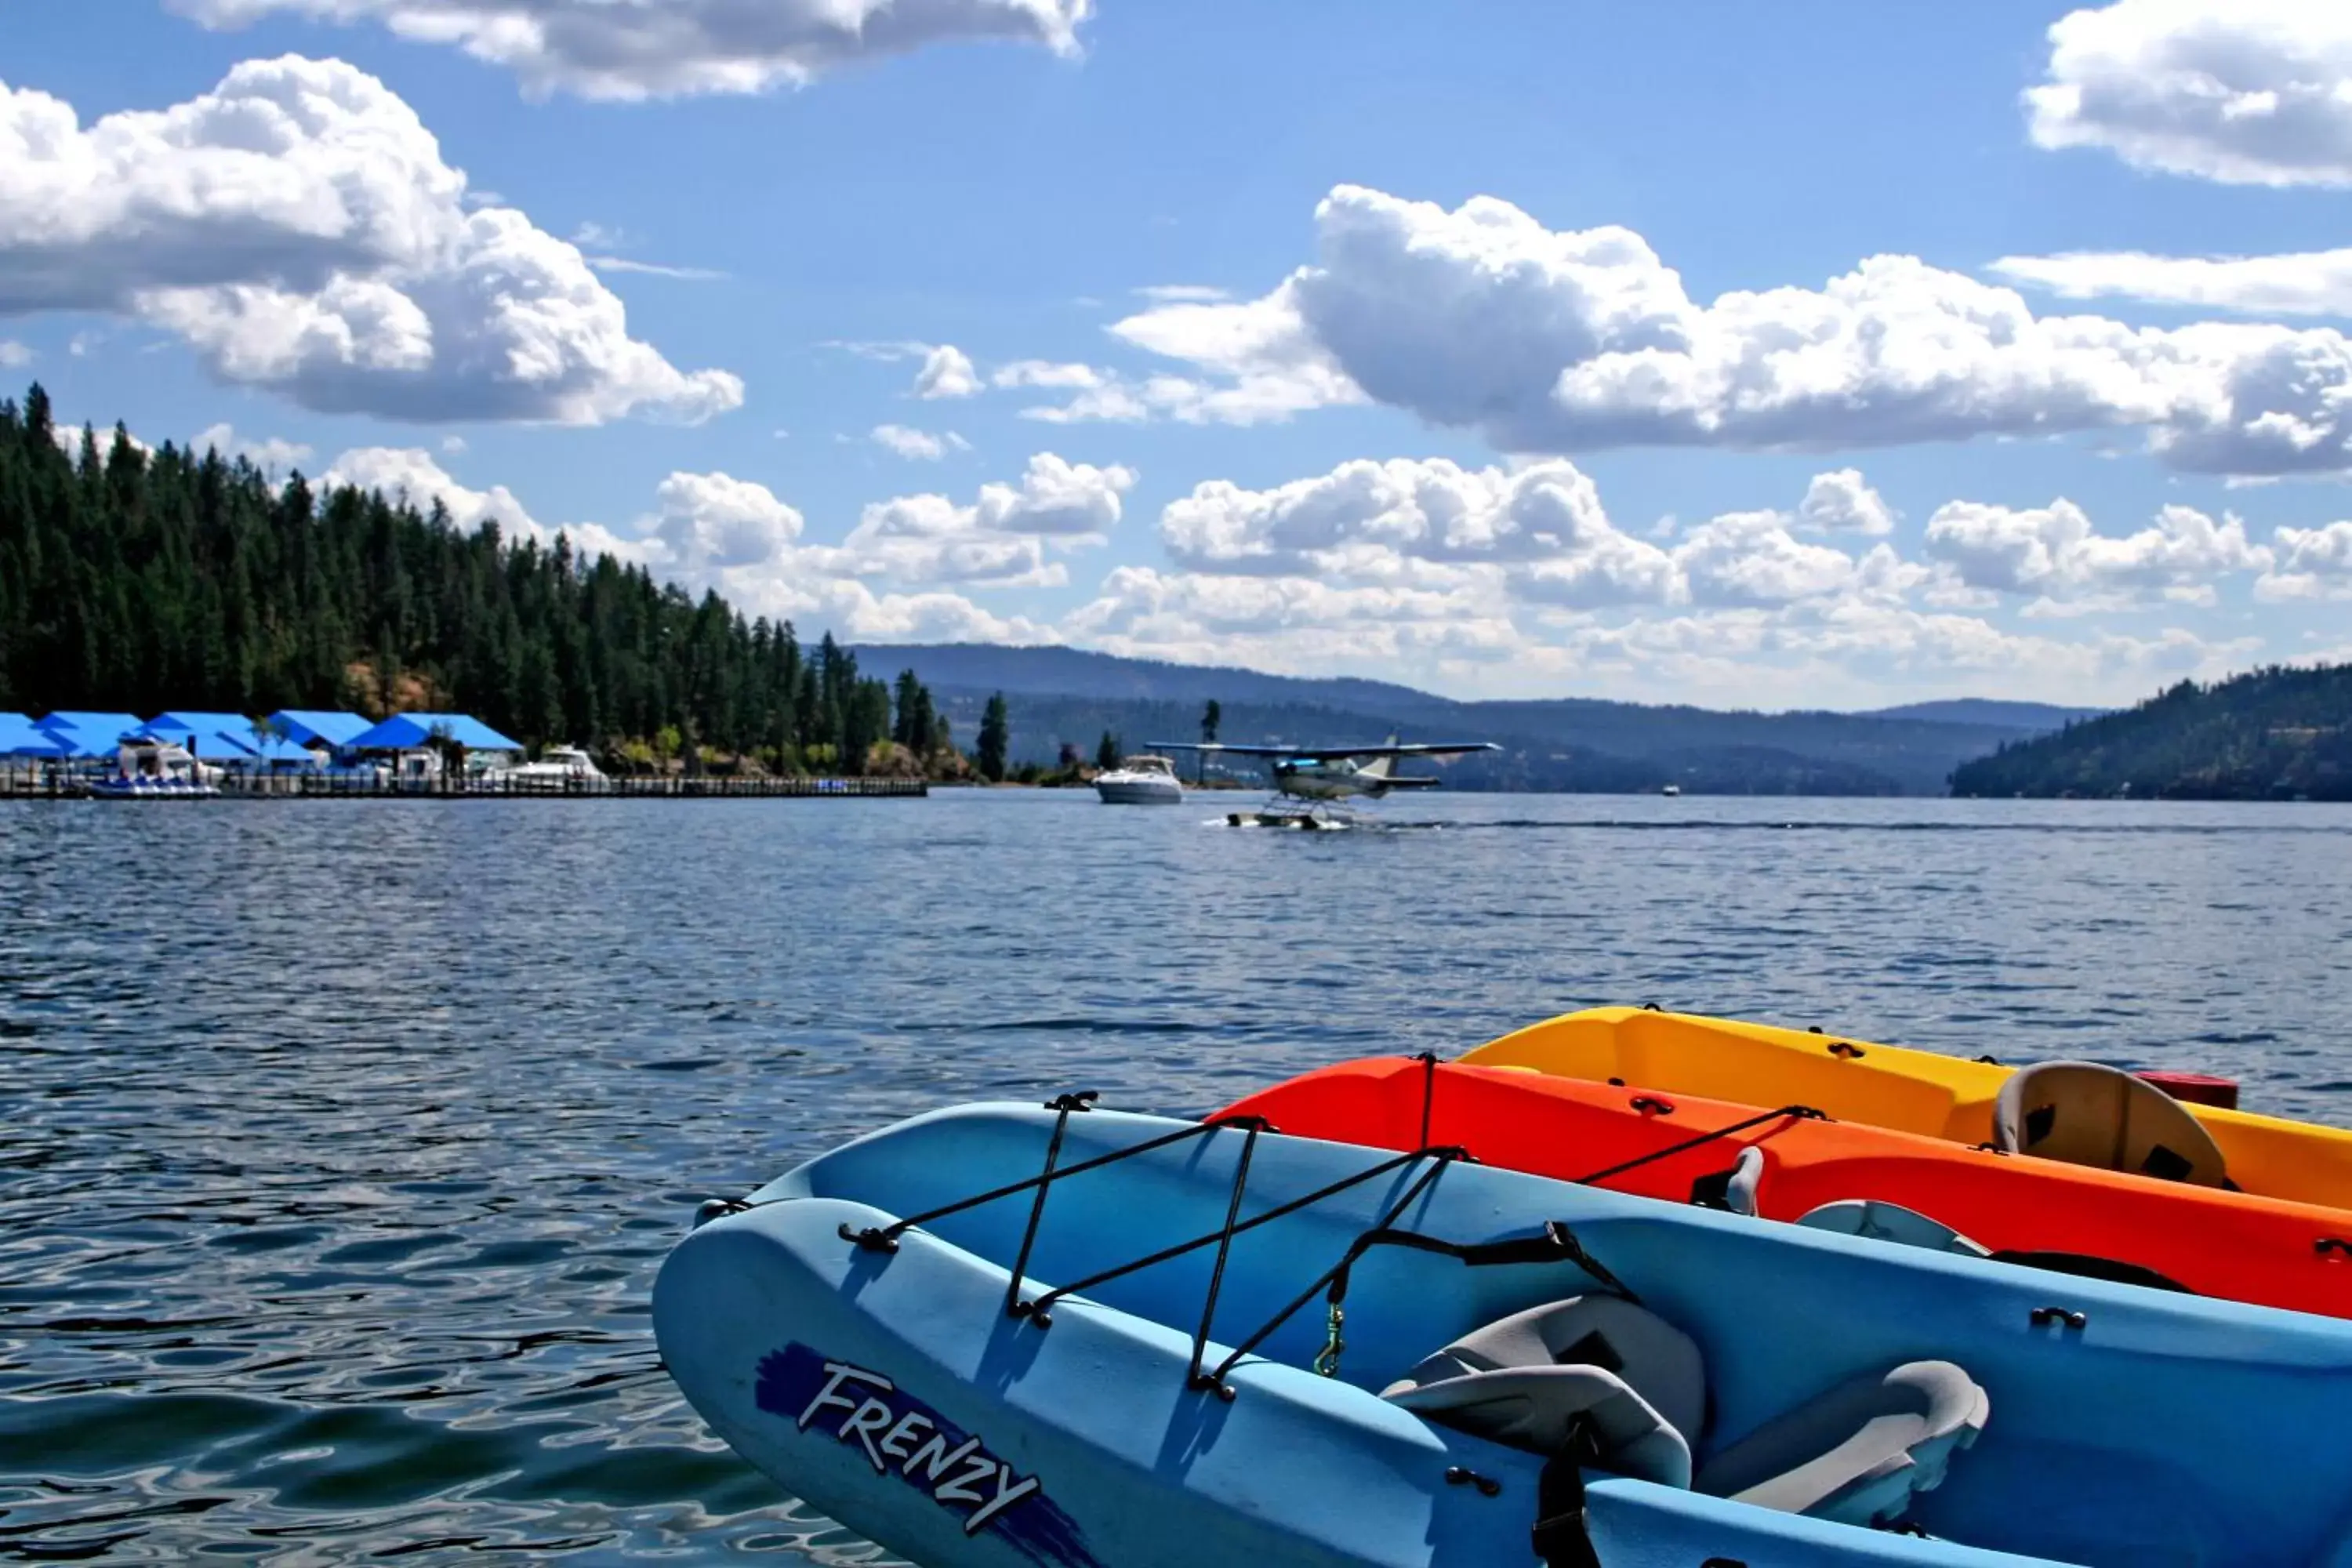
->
left=655, top=1098, right=2352, bottom=1568
left=1461, top=1007, right=2352, bottom=1211
left=1218, top=1056, right=2352, bottom=1319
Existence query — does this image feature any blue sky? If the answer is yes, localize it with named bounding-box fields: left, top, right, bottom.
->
left=8, top=1, right=2352, bottom=708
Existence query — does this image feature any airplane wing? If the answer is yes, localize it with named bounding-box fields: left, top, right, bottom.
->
left=1146, top=741, right=1500, bottom=760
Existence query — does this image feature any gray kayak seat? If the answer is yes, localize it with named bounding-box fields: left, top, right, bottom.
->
left=1993, top=1060, right=2229, bottom=1187
left=1381, top=1294, right=1703, bottom=1487
left=1722, top=1145, right=1766, bottom=1216
left=1694, top=1361, right=1991, bottom=1528
left=1795, top=1199, right=1992, bottom=1258
left=1384, top=1297, right=1991, bottom=1526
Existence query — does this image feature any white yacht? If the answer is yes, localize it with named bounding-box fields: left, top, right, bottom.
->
left=506, top=746, right=606, bottom=785
left=1094, top=753, right=1185, bottom=804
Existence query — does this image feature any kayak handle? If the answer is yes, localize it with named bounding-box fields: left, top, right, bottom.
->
left=1826, top=1041, right=1866, bottom=1059
left=2318, top=1237, right=2352, bottom=1258
left=2030, top=1305, right=2088, bottom=1330
left=1445, top=1465, right=1501, bottom=1497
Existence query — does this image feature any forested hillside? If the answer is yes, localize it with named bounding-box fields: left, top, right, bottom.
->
left=1950, top=666, right=2352, bottom=800
left=0, top=384, right=939, bottom=771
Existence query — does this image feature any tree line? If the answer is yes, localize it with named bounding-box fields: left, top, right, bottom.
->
left=1949, top=665, right=2352, bottom=800
left=0, top=383, right=958, bottom=775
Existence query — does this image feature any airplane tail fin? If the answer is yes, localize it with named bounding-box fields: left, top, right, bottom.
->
left=1358, top=733, right=1400, bottom=782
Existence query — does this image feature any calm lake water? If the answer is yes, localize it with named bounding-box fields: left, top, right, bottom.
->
left=6, top=790, right=2352, bottom=1562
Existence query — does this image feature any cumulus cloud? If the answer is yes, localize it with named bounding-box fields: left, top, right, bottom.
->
left=912, top=343, right=980, bottom=399
left=0, top=340, right=30, bottom=368
left=1795, top=469, right=1895, bottom=535
left=169, top=0, right=1092, bottom=101
left=0, top=56, right=741, bottom=424
left=1105, top=183, right=2352, bottom=476
left=1923, top=498, right=2271, bottom=608
left=870, top=423, right=968, bottom=460
left=194, top=421, right=314, bottom=469
left=2258, top=519, right=2352, bottom=599
left=841, top=452, right=1133, bottom=587
left=2025, top=1, right=2352, bottom=187
left=325, top=445, right=542, bottom=536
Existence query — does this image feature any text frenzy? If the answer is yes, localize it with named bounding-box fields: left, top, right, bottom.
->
left=796, top=1358, right=1043, bottom=1536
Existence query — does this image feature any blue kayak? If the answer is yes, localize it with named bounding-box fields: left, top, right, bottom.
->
left=655, top=1100, right=2352, bottom=1567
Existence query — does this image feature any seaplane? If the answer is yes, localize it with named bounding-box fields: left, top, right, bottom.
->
left=1145, top=733, right=1498, bottom=829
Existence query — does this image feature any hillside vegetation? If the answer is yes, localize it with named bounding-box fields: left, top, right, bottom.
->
left=1950, top=666, right=2352, bottom=800
left=859, top=644, right=2097, bottom=796
left=0, top=384, right=945, bottom=773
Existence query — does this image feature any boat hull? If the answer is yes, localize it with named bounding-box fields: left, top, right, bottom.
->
left=659, top=1102, right=2352, bottom=1567
left=1220, top=1058, right=2352, bottom=1321
left=1463, top=1006, right=2352, bottom=1214
left=1094, top=779, right=1183, bottom=804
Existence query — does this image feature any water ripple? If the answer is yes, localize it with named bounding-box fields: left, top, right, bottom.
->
left=2, top=792, right=2350, bottom=1560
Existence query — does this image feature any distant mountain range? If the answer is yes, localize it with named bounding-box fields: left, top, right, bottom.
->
left=852, top=644, right=2106, bottom=796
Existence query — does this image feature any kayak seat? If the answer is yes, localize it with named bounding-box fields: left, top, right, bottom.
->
left=1693, top=1361, right=1991, bottom=1528
left=1381, top=1294, right=1704, bottom=1487
left=1795, top=1199, right=1992, bottom=1258
left=1993, top=1060, right=2228, bottom=1187
left=1385, top=1298, right=1989, bottom=1528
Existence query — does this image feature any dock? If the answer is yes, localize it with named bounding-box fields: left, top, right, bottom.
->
left=0, top=774, right=927, bottom=800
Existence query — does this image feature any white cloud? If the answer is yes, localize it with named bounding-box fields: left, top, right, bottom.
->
left=2257, top=518, right=2352, bottom=599
left=869, top=423, right=969, bottom=461
left=194, top=421, right=314, bottom=469
left=1994, top=247, right=2352, bottom=317
left=993, top=358, right=1104, bottom=390
left=912, top=343, right=980, bottom=399
left=648, top=470, right=805, bottom=573
left=1105, top=183, right=2352, bottom=476
left=0, top=57, right=742, bottom=424
left=1133, top=284, right=1229, bottom=304
left=0, top=339, right=27, bottom=368
left=1924, top=498, right=2271, bottom=608
left=325, top=445, right=541, bottom=536
left=2026, top=1, right=2352, bottom=187
left=169, top=0, right=1092, bottom=101
left=586, top=256, right=726, bottom=281
left=845, top=452, right=1132, bottom=586
left=1795, top=469, right=1896, bottom=535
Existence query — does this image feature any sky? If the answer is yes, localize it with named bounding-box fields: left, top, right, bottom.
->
left=8, top=1, right=2352, bottom=710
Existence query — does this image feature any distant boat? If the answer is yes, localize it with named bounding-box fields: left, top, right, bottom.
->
left=476, top=745, right=606, bottom=789
left=92, top=735, right=218, bottom=799
left=1661, top=782, right=1681, bottom=797
left=1094, top=754, right=1184, bottom=804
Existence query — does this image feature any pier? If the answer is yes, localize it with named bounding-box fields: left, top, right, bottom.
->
left=0, top=773, right=927, bottom=800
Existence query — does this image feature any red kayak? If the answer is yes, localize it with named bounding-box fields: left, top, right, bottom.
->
left=1218, top=1057, right=2352, bottom=1320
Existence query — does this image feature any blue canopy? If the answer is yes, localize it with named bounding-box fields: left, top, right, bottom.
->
left=36, top=711, right=144, bottom=751
left=267, top=710, right=376, bottom=749
left=244, top=733, right=325, bottom=768
left=346, top=712, right=522, bottom=752
left=0, top=713, right=70, bottom=757
left=150, top=710, right=266, bottom=749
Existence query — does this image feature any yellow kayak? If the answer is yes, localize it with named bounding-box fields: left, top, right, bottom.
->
left=1461, top=1006, right=2352, bottom=1212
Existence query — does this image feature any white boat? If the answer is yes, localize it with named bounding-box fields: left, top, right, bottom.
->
left=1662, top=783, right=1682, bottom=797
left=485, top=745, right=605, bottom=788
left=1094, top=753, right=1184, bottom=804
left=92, top=736, right=220, bottom=799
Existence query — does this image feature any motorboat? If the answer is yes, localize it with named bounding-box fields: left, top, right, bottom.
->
left=655, top=1097, right=2352, bottom=1568
left=1094, top=753, right=1185, bottom=804
left=90, top=736, right=220, bottom=799
left=477, top=744, right=606, bottom=790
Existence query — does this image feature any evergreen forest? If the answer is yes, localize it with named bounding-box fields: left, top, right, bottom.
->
left=1950, top=664, right=2352, bottom=800
left=0, top=385, right=960, bottom=775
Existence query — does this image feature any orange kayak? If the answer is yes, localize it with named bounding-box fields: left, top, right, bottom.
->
left=1218, top=1056, right=2352, bottom=1320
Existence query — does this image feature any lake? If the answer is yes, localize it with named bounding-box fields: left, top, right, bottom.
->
left=5, top=790, right=2350, bottom=1562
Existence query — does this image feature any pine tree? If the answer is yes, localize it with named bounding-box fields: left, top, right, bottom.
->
left=1095, top=729, right=1120, bottom=771
left=977, top=692, right=1010, bottom=782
